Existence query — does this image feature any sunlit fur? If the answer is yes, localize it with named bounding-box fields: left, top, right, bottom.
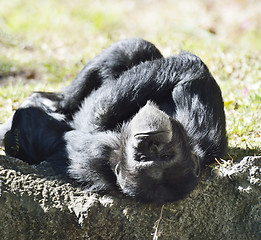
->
left=1, top=38, right=227, bottom=203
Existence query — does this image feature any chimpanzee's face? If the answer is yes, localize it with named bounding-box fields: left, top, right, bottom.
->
left=115, top=101, right=200, bottom=203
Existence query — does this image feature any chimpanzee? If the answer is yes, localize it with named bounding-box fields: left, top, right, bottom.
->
left=1, top=38, right=227, bottom=203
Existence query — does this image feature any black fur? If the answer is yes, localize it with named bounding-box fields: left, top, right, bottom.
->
left=1, top=38, right=227, bottom=203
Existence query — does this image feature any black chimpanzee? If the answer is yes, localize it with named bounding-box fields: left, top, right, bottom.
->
left=0, top=38, right=227, bottom=203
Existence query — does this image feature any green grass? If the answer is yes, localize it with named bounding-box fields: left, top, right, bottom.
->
left=0, top=0, right=260, bottom=159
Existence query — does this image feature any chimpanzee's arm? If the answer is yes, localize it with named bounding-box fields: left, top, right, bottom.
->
left=59, top=38, right=163, bottom=116
left=72, top=51, right=211, bottom=132
left=171, top=72, right=227, bottom=165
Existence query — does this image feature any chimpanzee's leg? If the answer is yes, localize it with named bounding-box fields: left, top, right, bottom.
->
left=4, top=107, right=71, bottom=173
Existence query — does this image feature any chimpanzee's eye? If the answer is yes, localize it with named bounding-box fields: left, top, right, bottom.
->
left=134, top=153, right=148, bottom=162
left=139, top=155, right=148, bottom=162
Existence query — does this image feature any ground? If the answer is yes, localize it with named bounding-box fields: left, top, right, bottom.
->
left=0, top=0, right=260, bottom=160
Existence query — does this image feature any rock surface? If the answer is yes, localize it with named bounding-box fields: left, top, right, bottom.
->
left=0, top=155, right=260, bottom=240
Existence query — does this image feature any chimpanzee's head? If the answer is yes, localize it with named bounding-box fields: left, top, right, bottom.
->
left=115, top=101, right=200, bottom=203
